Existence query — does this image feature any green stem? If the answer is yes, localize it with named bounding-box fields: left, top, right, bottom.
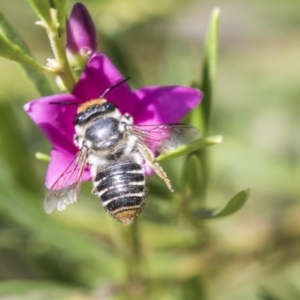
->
left=195, top=8, right=220, bottom=203
left=48, top=30, right=75, bottom=92
left=45, top=9, right=75, bottom=92
left=198, top=149, right=209, bottom=202
left=122, top=222, right=145, bottom=300
left=123, top=222, right=142, bottom=279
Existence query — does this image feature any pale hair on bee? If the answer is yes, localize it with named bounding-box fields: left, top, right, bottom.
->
left=45, top=78, right=200, bottom=224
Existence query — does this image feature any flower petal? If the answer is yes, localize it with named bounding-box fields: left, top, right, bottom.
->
left=73, top=52, right=137, bottom=116
left=133, top=86, right=203, bottom=125
left=45, top=148, right=91, bottom=189
left=24, top=94, right=78, bottom=153
left=66, top=3, right=97, bottom=55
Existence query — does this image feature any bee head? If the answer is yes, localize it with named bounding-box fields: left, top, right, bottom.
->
left=49, top=77, right=130, bottom=125
left=74, top=99, right=117, bottom=125
left=74, top=77, right=130, bottom=125
left=77, top=98, right=107, bottom=113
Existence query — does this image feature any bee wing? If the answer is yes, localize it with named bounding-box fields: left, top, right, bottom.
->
left=44, top=148, right=88, bottom=214
left=130, top=123, right=200, bottom=155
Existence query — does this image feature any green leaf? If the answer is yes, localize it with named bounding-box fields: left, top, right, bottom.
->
left=156, top=135, right=222, bottom=162
left=200, top=7, right=220, bottom=132
left=182, top=8, right=221, bottom=203
left=183, top=155, right=202, bottom=197
left=0, top=11, right=52, bottom=96
left=26, top=0, right=52, bottom=26
left=20, top=66, right=53, bottom=96
left=185, top=8, right=220, bottom=133
left=0, top=101, right=39, bottom=192
left=0, top=34, right=46, bottom=71
left=195, top=188, right=250, bottom=219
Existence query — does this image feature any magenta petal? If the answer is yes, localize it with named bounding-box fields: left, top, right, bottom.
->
left=73, top=52, right=137, bottom=116
left=24, top=94, right=78, bottom=153
left=133, top=86, right=203, bottom=125
left=46, top=148, right=91, bottom=189
left=66, top=3, right=97, bottom=55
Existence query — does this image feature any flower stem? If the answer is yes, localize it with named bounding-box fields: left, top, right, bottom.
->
left=123, top=222, right=142, bottom=279
left=122, top=222, right=146, bottom=299
left=50, top=34, right=75, bottom=91
left=198, top=149, right=210, bottom=202
left=46, top=9, right=75, bottom=92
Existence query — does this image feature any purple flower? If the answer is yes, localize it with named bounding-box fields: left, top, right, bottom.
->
left=66, top=3, right=97, bottom=65
left=24, top=52, right=203, bottom=189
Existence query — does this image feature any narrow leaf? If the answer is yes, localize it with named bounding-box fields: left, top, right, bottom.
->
left=183, top=155, right=203, bottom=196
left=0, top=34, right=47, bottom=71
left=201, top=7, right=220, bottom=131
left=0, top=101, right=39, bottom=192
left=156, top=135, right=222, bottom=162
left=20, top=66, right=53, bottom=96
left=184, top=8, right=220, bottom=133
left=182, top=8, right=221, bottom=203
left=195, top=189, right=250, bottom=219
left=0, top=11, right=52, bottom=96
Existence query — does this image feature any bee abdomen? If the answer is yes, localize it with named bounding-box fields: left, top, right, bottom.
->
left=94, top=163, right=146, bottom=224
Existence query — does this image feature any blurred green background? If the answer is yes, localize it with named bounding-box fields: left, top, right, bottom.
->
left=0, top=0, right=300, bottom=299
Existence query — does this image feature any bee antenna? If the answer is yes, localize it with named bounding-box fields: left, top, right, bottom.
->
left=49, top=101, right=79, bottom=106
left=100, top=77, right=130, bottom=98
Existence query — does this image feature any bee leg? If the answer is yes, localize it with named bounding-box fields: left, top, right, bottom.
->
left=73, top=134, right=79, bottom=147
left=137, top=143, right=174, bottom=192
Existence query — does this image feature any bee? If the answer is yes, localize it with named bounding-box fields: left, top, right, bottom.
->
left=45, top=78, right=200, bottom=224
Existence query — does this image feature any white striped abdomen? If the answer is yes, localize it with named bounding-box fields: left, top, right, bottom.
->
left=94, top=163, right=146, bottom=224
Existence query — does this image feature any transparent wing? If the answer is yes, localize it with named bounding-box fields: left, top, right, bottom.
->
left=44, top=147, right=88, bottom=214
left=130, top=123, right=200, bottom=155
